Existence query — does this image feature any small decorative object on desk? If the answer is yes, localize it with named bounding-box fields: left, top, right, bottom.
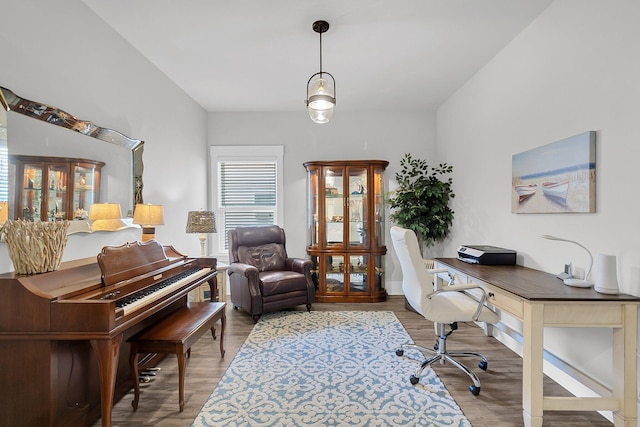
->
left=594, top=254, right=619, bottom=294
left=0, top=219, right=70, bottom=274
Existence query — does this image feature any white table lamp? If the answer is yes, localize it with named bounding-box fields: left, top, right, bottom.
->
left=186, top=210, right=216, bottom=257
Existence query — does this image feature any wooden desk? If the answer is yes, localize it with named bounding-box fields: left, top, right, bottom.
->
left=435, top=258, right=640, bottom=427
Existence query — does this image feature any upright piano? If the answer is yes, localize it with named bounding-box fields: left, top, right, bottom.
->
left=0, top=240, right=218, bottom=427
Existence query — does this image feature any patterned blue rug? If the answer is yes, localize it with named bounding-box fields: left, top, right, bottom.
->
left=192, top=311, right=471, bottom=426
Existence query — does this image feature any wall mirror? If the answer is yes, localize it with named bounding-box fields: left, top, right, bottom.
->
left=0, top=86, right=144, bottom=233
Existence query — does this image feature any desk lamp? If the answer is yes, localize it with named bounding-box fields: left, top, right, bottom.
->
left=133, top=203, right=164, bottom=242
left=541, top=234, right=593, bottom=287
left=89, top=203, right=124, bottom=231
left=186, top=210, right=216, bottom=257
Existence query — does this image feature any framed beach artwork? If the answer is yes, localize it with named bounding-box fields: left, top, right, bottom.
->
left=512, top=131, right=596, bottom=213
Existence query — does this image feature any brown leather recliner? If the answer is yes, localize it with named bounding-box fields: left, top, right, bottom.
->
left=227, top=225, right=315, bottom=322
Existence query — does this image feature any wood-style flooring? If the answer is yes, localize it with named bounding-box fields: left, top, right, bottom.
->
left=97, top=296, right=613, bottom=426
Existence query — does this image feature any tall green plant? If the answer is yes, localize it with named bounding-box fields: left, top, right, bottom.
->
left=387, top=153, right=455, bottom=254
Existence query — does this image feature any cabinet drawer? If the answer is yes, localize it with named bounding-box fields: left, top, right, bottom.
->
left=480, top=283, right=523, bottom=318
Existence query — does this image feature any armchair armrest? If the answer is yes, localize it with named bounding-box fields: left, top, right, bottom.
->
left=228, top=262, right=259, bottom=280
left=227, top=262, right=263, bottom=314
left=286, top=257, right=312, bottom=275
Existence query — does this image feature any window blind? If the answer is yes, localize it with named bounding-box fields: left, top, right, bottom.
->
left=219, top=161, right=277, bottom=248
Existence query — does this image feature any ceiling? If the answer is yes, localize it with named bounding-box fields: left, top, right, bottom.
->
left=82, top=0, right=553, bottom=114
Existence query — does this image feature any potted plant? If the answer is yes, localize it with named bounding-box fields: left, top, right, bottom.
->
left=387, top=153, right=455, bottom=256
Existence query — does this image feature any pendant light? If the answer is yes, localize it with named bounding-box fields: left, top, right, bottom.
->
left=306, top=20, right=335, bottom=124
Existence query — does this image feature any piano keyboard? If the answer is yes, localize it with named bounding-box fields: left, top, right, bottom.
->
left=117, top=267, right=212, bottom=315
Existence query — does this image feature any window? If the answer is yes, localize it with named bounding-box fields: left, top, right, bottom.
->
left=210, top=146, right=283, bottom=253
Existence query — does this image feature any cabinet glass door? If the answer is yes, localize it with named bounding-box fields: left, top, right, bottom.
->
left=374, top=255, right=385, bottom=292
left=325, top=254, right=344, bottom=293
left=348, top=167, right=367, bottom=247
left=73, top=164, right=97, bottom=219
left=373, top=166, right=385, bottom=246
left=349, top=255, right=368, bottom=293
left=22, top=163, right=42, bottom=221
left=324, top=166, right=344, bottom=246
left=307, top=167, right=319, bottom=247
left=46, top=164, right=68, bottom=221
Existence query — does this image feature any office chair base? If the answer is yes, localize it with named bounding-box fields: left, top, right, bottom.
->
left=396, top=325, right=489, bottom=395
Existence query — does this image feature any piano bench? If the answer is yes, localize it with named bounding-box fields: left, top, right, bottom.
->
left=128, top=301, right=226, bottom=412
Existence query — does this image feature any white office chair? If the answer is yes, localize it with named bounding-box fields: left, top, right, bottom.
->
left=390, top=226, right=499, bottom=395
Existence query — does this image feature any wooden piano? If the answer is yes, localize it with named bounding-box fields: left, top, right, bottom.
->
left=0, top=240, right=218, bottom=427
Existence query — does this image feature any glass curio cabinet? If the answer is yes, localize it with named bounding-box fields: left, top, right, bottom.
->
left=10, top=155, right=104, bottom=222
left=304, top=160, right=388, bottom=302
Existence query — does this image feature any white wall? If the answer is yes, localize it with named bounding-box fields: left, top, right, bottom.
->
left=0, top=0, right=209, bottom=272
left=208, top=110, right=436, bottom=295
left=2, top=0, right=635, bottom=418
left=437, top=0, right=640, bottom=412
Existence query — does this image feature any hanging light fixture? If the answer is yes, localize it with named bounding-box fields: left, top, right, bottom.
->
left=306, top=20, right=335, bottom=124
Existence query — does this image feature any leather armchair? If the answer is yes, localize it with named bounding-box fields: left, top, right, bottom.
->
left=227, top=225, right=314, bottom=322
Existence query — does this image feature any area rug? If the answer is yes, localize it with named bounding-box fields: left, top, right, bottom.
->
left=192, top=311, right=471, bottom=426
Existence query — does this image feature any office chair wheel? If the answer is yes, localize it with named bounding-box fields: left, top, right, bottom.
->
left=478, top=361, right=488, bottom=371
left=395, top=349, right=404, bottom=356
left=469, top=385, right=480, bottom=395
left=410, top=375, right=420, bottom=385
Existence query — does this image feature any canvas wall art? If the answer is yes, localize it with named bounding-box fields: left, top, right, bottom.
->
left=512, top=131, right=596, bottom=213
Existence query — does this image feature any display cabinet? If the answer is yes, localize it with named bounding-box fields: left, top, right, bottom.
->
left=10, top=155, right=104, bottom=222
left=304, top=160, right=388, bottom=302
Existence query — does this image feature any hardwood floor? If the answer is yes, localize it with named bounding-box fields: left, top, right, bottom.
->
left=98, top=296, right=613, bottom=426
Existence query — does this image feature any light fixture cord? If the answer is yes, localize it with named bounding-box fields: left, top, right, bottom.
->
left=319, top=29, right=323, bottom=77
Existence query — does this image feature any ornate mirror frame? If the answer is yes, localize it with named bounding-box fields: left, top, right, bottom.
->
left=0, top=86, right=144, bottom=232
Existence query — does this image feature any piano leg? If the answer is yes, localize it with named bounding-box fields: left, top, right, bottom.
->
left=129, top=349, right=141, bottom=411
left=90, top=335, right=123, bottom=427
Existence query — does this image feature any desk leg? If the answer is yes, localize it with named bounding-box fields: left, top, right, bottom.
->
left=612, top=304, right=638, bottom=427
left=522, top=303, right=544, bottom=427
left=90, top=335, right=123, bottom=427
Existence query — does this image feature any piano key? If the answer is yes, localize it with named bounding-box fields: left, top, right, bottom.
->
left=118, top=267, right=212, bottom=316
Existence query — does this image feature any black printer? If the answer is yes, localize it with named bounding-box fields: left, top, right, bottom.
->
left=457, top=245, right=517, bottom=265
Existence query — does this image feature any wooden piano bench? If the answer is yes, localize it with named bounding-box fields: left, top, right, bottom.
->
left=128, top=301, right=226, bottom=412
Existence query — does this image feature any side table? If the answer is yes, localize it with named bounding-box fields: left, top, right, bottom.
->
left=193, top=261, right=229, bottom=302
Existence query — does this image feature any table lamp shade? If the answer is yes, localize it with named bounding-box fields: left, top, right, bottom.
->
left=186, top=211, right=216, bottom=234
left=133, top=204, right=164, bottom=242
left=89, top=203, right=122, bottom=221
left=133, top=204, right=164, bottom=226
left=89, top=203, right=125, bottom=232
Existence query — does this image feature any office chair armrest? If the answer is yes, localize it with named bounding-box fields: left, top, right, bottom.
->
left=427, top=268, right=451, bottom=274
left=428, top=283, right=491, bottom=322
left=429, top=282, right=481, bottom=295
